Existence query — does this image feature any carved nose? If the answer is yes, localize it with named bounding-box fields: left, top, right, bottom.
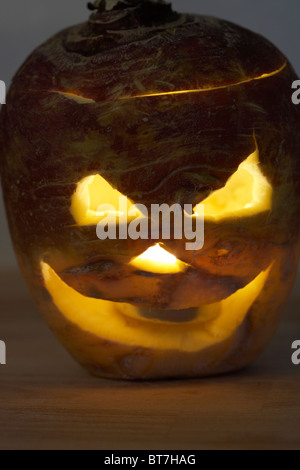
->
left=129, top=243, right=188, bottom=274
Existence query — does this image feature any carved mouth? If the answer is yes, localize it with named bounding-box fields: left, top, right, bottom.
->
left=41, top=261, right=272, bottom=352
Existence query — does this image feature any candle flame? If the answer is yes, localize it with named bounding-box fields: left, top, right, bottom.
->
left=130, top=244, right=187, bottom=274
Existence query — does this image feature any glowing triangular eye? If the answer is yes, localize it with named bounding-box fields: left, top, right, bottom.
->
left=194, top=147, right=272, bottom=219
left=71, top=174, right=141, bottom=225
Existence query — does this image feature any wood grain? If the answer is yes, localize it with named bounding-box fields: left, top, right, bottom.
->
left=0, top=269, right=299, bottom=450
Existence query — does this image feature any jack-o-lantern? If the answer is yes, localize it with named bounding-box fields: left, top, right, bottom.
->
left=0, top=0, right=300, bottom=380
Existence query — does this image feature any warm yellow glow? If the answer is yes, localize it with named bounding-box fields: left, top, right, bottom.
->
left=41, top=261, right=271, bottom=352
left=130, top=244, right=188, bottom=274
left=52, top=91, right=95, bottom=104
left=120, top=62, right=286, bottom=100
left=71, top=174, right=141, bottom=225
left=194, top=146, right=272, bottom=220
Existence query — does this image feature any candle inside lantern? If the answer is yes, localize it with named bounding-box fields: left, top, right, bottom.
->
left=130, top=243, right=187, bottom=274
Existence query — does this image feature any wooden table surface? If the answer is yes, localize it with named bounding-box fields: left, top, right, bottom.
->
left=0, top=268, right=299, bottom=450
